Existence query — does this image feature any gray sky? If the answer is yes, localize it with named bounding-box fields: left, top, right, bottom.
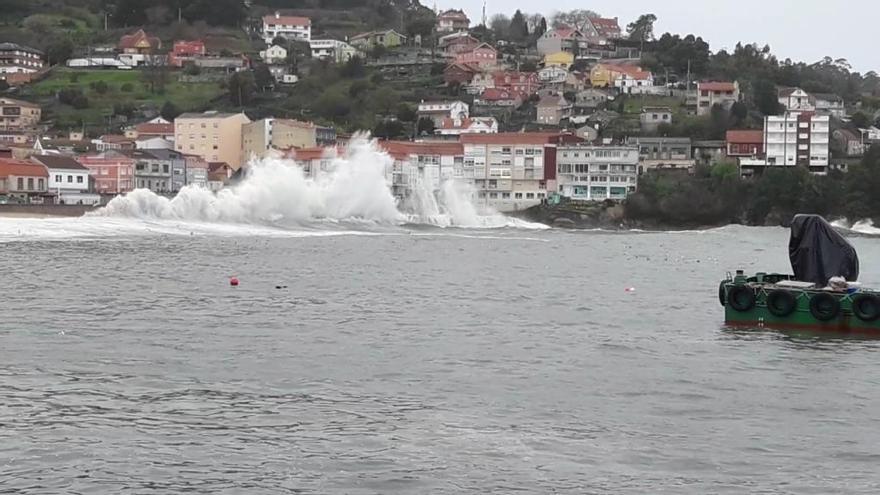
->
left=436, top=0, right=877, bottom=74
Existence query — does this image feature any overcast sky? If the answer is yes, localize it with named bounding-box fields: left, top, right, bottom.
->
left=436, top=0, right=877, bottom=74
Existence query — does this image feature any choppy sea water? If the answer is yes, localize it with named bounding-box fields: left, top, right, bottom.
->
left=3, top=218, right=880, bottom=494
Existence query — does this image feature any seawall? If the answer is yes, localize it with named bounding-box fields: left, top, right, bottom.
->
left=0, top=204, right=98, bottom=217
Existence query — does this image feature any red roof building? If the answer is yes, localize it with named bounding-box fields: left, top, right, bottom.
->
left=454, top=43, right=497, bottom=67
left=168, top=40, right=206, bottom=67
left=476, top=88, right=525, bottom=108
left=134, top=122, right=175, bottom=139
left=118, top=29, right=161, bottom=54
left=0, top=158, right=50, bottom=201
left=493, top=71, right=540, bottom=96
left=78, top=153, right=134, bottom=195
left=726, top=129, right=765, bottom=157
left=436, top=9, right=470, bottom=32
left=443, top=63, right=481, bottom=86
left=585, top=17, right=622, bottom=39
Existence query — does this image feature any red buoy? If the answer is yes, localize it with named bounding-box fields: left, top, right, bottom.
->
left=229, top=277, right=239, bottom=287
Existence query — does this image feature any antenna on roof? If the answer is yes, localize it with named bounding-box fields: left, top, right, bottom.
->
left=482, top=0, right=487, bottom=27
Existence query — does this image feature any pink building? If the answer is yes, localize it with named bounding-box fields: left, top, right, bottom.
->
left=169, top=40, right=206, bottom=67
left=493, top=71, right=540, bottom=96
left=78, top=152, right=135, bottom=195
left=454, top=43, right=497, bottom=67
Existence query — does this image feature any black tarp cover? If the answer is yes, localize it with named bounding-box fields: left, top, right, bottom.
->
left=789, top=214, right=859, bottom=285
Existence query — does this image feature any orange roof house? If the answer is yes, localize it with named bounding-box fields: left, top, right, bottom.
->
left=118, top=29, right=161, bottom=54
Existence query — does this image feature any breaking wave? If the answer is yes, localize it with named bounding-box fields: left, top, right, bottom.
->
left=93, top=137, right=547, bottom=230
left=832, top=219, right=880, bottom=236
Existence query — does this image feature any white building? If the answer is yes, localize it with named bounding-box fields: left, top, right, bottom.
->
left=262, top=12, right=311, bottom=44
left=615, top=71, right=655, bottom=95
left=740, top=111, right=830, bottom=174
left=778, top=87, right=815, bottom=112
left=538, top=66, right=568, bottom=84
left=417, top=100, right=469, bottom=126
left=259, top=44, right=288, bottom=64
left=696, top=81, right=740, bottom=116
left=135, top=136, right=174, bottom=150
left=814, top=93, right=846, bottom=118
left=555, top=145, right=639, bottom=201
left=0, top=42, right=44, bottom=76
left=435, top=117, right=498, bottom=136
left=30, top=154, right=100, bottom=205
left=309, top=39, right=360, bottom=63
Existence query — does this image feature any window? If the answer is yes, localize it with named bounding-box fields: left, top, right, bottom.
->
left=526, top=193, right=535, bottom=199
left=502, top=192, right=510, bottom=199
left=515, top=192, right=523, bottom=199
left=66, top=175, right=73, bottom=183
left=27, top=178, right=34, bottom=190
left=77, top=176, right=83, bottom=183
left=17, top=178, right=23, bottom=190
left=489, top=192, right=498, bottom=198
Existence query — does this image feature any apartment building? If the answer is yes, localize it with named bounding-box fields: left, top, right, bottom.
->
left=78, top=152, right=135, bottom=195
left=174, top=111, right=251, bottom=169
left=625, top=137, right=695, bottom=172
left=0, top=43, right=44, bottom=85
left=459, top=133, right=577, bottom=212
left=740, top=111, right=830, bottom=175
left=555, top=145, right=639, bottom=201
left=242, top=118, right=318, bottom=161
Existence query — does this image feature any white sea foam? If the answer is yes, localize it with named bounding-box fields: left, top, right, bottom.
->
left=0, top=137, right=549, bottom=241
left=92, top=136, right=547, bottom=231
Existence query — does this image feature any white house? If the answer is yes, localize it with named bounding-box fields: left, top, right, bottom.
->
left=538, top=66, right=568, bottom=84
left=435, top=117, right=498, bottom=136
left=262, top=12, right=311, bottom=44
left=614, top=71, right=655, bottom=95
left=861, top=126, right=880, bottom=141
left=814, top=93, right=846, bottom=118
left=309, top=39, right=360, bottom=63
left=135, top=136, right=174, bottom=150
left=555, top=145, right=639, bottom=201
left=778, top=87, right=815, bottom=112
left=259, top=44, right=288, bottom=64
left=30, top=154, right=100, bottom=205
left=417, top=100, right=469, bottom=126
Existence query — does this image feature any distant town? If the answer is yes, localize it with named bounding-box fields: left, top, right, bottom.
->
left=1, top=1, right=879, bottom=217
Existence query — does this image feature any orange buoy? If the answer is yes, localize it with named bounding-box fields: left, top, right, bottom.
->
left=229, top=277, right=239, bottom=287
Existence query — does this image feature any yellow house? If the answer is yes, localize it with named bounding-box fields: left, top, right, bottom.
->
left=543, top=51, right=574, bottom=69
left=349, top=29, right=407, bottom=50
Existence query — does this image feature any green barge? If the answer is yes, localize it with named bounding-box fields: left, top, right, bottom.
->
left=719, top=215, right=880, bottom=333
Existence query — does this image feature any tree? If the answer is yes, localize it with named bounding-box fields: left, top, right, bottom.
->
left=340, top=56, right=366, bottom=78
left=90, top=81, right=110, bottom=94
left=45, top=37, right=74, bottom=66
left=348, top=79, right=372, bottom=99
left=417, top=117, right=435, bottom=136
left=509, top=10, right=529, bottom=43
left=396, top=103, right=416, bottom=122
left=142, top=55, right=169, bottom=94
left=551, top=9, right=600, bottom=30
left=520, top=60, right=538, bottom=72
left=489, top=14, right=510, bottom=41
left=228, top=71, right=255, bottom=106
left=160, top=101, right=181, bottom=121
left=753, top=78, right=782, bottom=115
left=372, top=119, right=406, bottom=139
left=534, top=17, right=548, bottom=39
left=183, top=62, right=201, bottom=76
left=253, top=64, right=274, bottom=90
left=627, top=14, right=657, bottom=46
left=851, top=111, right=871, bottom=129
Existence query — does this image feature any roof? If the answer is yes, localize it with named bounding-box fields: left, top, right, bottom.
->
left=380, top=141, right=463, bottom=159
left=118, top=29, right=160, bottom=51
left=274, top=119, right=317, bottom=129
left=480, top=88, right=522, bottom=101
left=461, top=132, right=566, bottom=145
left=0, top=97, right=40, bottom=108
left=598, top=64, right=651, bottom=79
left=98, top=134, right=134, bottom=144
left=438, top=117, right=496, bottom=129
left=835, top=129, right=860, bottom=141
left=699, top=81, right=737, bottom=92
left=552, top=27, right=582, bottom=39
left=461, top=42, right=496, bottom=54
left=726, top=130, right=764, bottom=144
left=135, top=122, right=175, bottom=135
left=0, top=42, right=43, bottom=55
left=141, top=148, right=183, bottom=160
left=176, top=111, right=242, bottom=119
left=538, top=94, right=571, bottom=108
left=350, top=29, right=407, bottom=41
left=438, top=9, right=469, bottom=21
left=0, top=158, right=49, bottom=177
left=30, top=154, right=88, bottom=171
left=587, top=17, right=621, bottom=35
left=263, top=13, right=310, bottom=27
left=778, top=87, right=807, bottom=97
left=642, top=106, right=673, bottom=113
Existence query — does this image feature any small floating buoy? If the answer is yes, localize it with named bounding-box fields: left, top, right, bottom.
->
left=229, top=277, right=239, bottom=287
left=625, top=287, right=636, bottom=292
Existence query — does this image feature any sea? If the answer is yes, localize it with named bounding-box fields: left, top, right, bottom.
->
left=2, top=141, right=880, bottom=494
